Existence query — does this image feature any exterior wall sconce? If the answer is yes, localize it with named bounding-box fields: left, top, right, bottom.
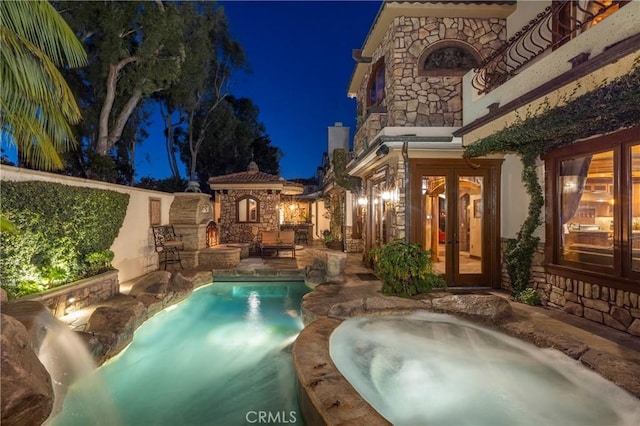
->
left=376, top=144, right=389, bottom=158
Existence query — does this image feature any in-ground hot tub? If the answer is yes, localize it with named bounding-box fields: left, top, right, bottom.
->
left=329, top=311, right=640, bottom=426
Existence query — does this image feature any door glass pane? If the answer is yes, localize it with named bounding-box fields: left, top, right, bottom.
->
left=560, top=151, right=614, bottom=267
left=458, top=176, right=483, bottom=274
left=421, top=176, right=446, bottom=274
left=372, top=182, right=387, bottom=245
left=632, top=145, right=640, bottom=272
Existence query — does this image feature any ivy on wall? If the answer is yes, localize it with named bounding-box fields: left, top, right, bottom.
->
left=463, top=59, right=640, bottom=297
left=332, top=148, right=362, bottom=193
left=1, top=181, right=130, bottom=299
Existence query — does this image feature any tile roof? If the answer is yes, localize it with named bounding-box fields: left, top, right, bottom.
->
left=207, top=170, right=284, bottom=184
left=207, top=161, right=303, bottom=194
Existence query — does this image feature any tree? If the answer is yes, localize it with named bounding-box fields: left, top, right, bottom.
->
left=176, top=96, right=282, bottom=191
left=56, top=1, right=189, bottom=179
left=156, top=2, right=246, bottom=190
left=0, top=0, right=86, bottom=170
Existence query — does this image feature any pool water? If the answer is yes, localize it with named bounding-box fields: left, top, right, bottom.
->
left=51, top=281, right=309, bottom=426
left=330, top=311, right=640, bottom=426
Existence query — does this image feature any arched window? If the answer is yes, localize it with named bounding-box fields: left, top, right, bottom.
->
left=367, top=58, right=385, bottom=107
left=418, top=41, right=481, bottom=77
left=237, top=196, right=259, bottom=223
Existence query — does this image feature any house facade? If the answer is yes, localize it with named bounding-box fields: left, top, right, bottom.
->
left=208, top=161, right=304, bottom=244
left=334, top=0, right=639, bottom=335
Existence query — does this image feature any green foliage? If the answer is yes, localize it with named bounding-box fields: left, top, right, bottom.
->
left=369, top=239, right=445, bottom=296
left=464, top=62, right=640, bottom=294
left=514, top=287, right=541, bottom=306
left=332, top=148, right=362, bottom=192
left=323, top=232, right=339, bottom=243
left=0, top=0, right=86, bottom=171
left=85, top=249, right=115, bottom=276
left=0, top=181, right=129, bottom=299
left=135, top=176, right=188, bottom=193
left=323, top=196, right=343, bottom=238
left=176, top=97, right=282, bottom=189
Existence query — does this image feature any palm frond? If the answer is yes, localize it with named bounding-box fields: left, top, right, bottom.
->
left=0, top=1, right=86, bottom=67
left=0, top=0, right=86, bottom=170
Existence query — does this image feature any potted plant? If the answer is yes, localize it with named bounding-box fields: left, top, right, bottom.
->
left=322, top=230, right=343, bottom=250
left=368, top=239, right=445, bottom=296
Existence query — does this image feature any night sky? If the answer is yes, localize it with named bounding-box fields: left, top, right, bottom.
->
left=135, top=0, right=382, bottom=181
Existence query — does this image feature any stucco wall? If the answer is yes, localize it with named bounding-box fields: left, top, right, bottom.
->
left=461, top=6, right=639, bottom=130
left=500, top=154, right=545, bottom=241
left=0, top=166, right=175, bottom=283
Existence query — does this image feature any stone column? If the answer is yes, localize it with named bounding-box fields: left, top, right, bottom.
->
left=169, top=193, right=214, bottom=268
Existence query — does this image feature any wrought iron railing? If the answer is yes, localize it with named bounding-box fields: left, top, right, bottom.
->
left=472, top=0, right=626, bottom=94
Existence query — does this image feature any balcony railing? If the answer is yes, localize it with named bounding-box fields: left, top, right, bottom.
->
left=472, top=1, right=626, bottom=94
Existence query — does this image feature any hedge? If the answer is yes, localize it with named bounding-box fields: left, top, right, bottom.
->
left=1, top=181, right=129, bottom=299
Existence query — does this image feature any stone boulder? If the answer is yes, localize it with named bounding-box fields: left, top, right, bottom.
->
left=129, top=271, right=171, bottom=298
left=302, top=249, right=347, bottom=287
left=129, top=271, right=172, bottom=317
left=1, top=314, right=53, bottom=426
left=328, top=296, right=427, bottom=319
left=301, top=283, right=344, bottom=325
left=85, top=296, right=146, bottom=362
left=180, top=270, right=213, bottom=290
left=580, top=349, right=640, bottom=398
left=165, top=273, right=194, bottom=305
left=430, top=294, right=513, bottom=324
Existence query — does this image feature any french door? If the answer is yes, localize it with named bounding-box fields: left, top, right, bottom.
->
left=410, top=159, right=502, bottom=287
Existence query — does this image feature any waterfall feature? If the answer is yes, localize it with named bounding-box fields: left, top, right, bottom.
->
left=2, top=301, right=119, bottom=425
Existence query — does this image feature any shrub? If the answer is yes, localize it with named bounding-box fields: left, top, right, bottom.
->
left=368, top=239, right=445, bottom=296
left=85, top=250, right=115, bottom=276
left=1, top=181, right=129, bottom=299
left=514, top=287, right=541, bottom=306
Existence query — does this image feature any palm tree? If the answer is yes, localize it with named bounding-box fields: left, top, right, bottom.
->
left=0, top=0, right=87, bottom=170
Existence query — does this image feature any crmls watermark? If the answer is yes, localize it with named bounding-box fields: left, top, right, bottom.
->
left=245, top=410, right=297, bottom=424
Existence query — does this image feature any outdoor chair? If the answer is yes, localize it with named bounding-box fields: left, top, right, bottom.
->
left=295, top=228, right=310, bottom=245
left=152, top=225, right=184, bottom=270
left=260, top=230, right=296, bottom=259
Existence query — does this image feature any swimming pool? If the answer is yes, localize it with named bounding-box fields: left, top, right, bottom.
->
left=330, top=311, right=640, bottom=426
left=50, top=281, right=309, bottom=426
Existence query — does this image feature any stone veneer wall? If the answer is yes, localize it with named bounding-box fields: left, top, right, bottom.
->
left=386, top=157, right=407, bottom=242
left=217, top=189, right=281, bottom=243
left=355, top=112, right=388, bottom=154
left=354, top=16, right=506, bottom=152
left=344, top=225, right=364, bottom=253
left=500, top=239, right=640, bottom=337
left=19, top=270, right=119, bottom=317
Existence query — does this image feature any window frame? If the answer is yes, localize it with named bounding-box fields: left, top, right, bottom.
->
left=544, top=127, right=640, bottom=290
left=236, top=195, right=260, bottom=223
left=367, top=57, right=385, bottom=108
left=418, top=40, right=481, bottom=78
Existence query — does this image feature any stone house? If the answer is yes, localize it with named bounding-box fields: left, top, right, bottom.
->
left=208, top=161, right=304, bottom=244
left=326, top=0, right=639, bottom=335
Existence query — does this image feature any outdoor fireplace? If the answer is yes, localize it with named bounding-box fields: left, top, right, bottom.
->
left=206, top=221, right=219, bottom=247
